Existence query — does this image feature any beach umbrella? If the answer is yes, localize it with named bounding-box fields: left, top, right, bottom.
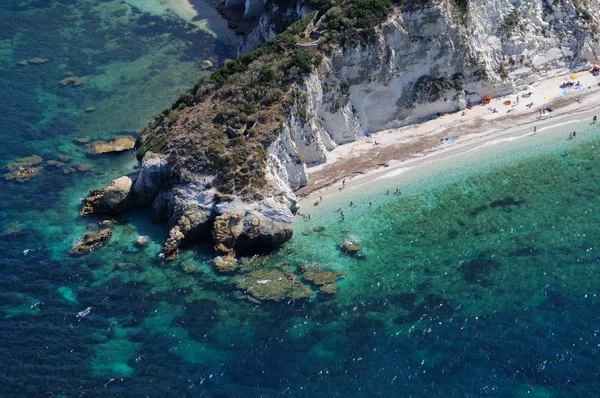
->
left=570, top=74, right=578, bottom=80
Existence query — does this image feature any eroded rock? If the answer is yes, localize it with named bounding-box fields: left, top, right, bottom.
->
left=69, top=229, right=112, bottom=255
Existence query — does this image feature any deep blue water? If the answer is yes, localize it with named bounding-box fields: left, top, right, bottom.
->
left=2, top=1, right=600, bottom=397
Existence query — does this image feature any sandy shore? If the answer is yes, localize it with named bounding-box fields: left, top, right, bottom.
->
left=297, top=70, right=600, bottom=204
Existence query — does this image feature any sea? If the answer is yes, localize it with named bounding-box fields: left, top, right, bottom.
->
left=1, top=1, right=600, bottom=397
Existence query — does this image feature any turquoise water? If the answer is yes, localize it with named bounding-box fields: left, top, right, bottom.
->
left=3, top=1, right=600, bottom=396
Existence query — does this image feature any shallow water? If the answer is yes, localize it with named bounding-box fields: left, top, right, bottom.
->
left=2, top=1, right=600, bottom=396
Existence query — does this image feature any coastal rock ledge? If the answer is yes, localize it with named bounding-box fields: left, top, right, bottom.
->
left=80, top=151, right=296, bottom=270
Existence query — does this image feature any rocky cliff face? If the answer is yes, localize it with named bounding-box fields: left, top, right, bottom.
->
left=79, top=0, right=600, bottom=270
left=282, top=0, right=600, bottom=165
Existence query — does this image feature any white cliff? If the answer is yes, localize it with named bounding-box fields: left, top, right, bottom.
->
left=280, top=0, right=600, bottom=166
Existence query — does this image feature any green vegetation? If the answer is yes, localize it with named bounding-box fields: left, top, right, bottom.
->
left=137, top=12, right=323, bottom=200
left=138, top=0, right=463, bottom=199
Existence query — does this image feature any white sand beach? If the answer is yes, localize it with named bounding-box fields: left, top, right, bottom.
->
left=298, top=70, right=600, bottom=205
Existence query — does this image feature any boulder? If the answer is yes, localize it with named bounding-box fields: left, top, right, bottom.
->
left=214, top=252, right=238, bottom=273
left=80, top=176, right=133, bottom=216
left=84, top=107, right=96, bottom=113
left=88, top=136, right=136, bottom=155
left=234, top=267, right=312, bottom=302
left=201, top=60, right=213, bottom=69
left=69, top=229, right=112, bottom=255
left=213, top=198, right=294, bottom=256
left=339, top=240, right=361, bottom=254
left=134, top=235, right=149, bottom=247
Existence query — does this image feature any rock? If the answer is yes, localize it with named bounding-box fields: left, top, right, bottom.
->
left=73, top=136, right=90, bottom=145
left=132, top=152, right=170, bottom=205
left=201, top=60, right=213, bottom=69
left=302, top=270, right=347, bottom=286
left=16, top=60, right=27, bottom=66
left=214, top=252, right=238, bottom=273
left=339, top=241, right=361, bottom=254
left=28, top=57, right=49, bottom=65
left=181, top=262, right=198, bottom=273
left=301, top=229, right=312, bottom=236
left=116, top=262, right=137, bottom=270
left=75, top=164, right=93, bottom=172
left=134, top=235, right=149, bottom=247
left=319, top=284, right=337, bottom=295
left=62, top=168, right=75, bottom=175
left=212, top=198, right=294, bottom=258
left=84, top=107, right=96, bottom=113
left=313, top=226, right=325, bottom=232
left=46, top=160, right=65, bottom=168
left=99, top=219, right=118, bottom=228
left=234, top=267, right=312, bottom=302
left=69, top=229, right=112, bottom=255
left=88, top=135, right=136, bottom=155
left=0, top=221, right=22, bottom=237
left=4, top=167, right=42, bottom=182
left=7, top=155, right=43, bottom=170
left=80, top=176, right=133, bottom=216
left=58, top=155, right=73, bottom=162
left=59, top=77, right=83, bottom=87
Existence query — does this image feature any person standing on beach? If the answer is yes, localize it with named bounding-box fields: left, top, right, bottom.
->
left=342, top=179, right=346, bottom=187
left=533, top=126, right=537, bottom=134
left=593, top=116, right=597, bottom=124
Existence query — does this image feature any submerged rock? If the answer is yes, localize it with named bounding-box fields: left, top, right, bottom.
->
left=181, top=262, right=198, bottom=273
left=88, top=136, right=136, bottom=155
left=46, top=160, right=65, bottom=168
left=73, top=136, right=90, bottom=145
left=7, top=155, right=43, bottom=170
left=235, top=267, right=312, bottom=302
left=75, top=164, right=93, bottom=172
left=302, top=270, right=347, bottom=286
left=80, top=176, right=133, bottom=216
left=313, top=226, right=325, bottom=232
left=59, top=77, right=83, bottom=87
left=28, top=57, right=49, bottom=65
left=69, top=229, right=113, bottom=255
left=16, top=60, right=28, bottom=66
left=84, top=107, right=96, bottom=113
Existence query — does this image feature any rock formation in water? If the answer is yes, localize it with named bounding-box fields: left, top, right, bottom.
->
left=80, top=0, right=600, bottom=269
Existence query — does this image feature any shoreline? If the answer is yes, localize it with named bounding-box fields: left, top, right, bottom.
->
left=297, top=71, right=600, bottom=205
